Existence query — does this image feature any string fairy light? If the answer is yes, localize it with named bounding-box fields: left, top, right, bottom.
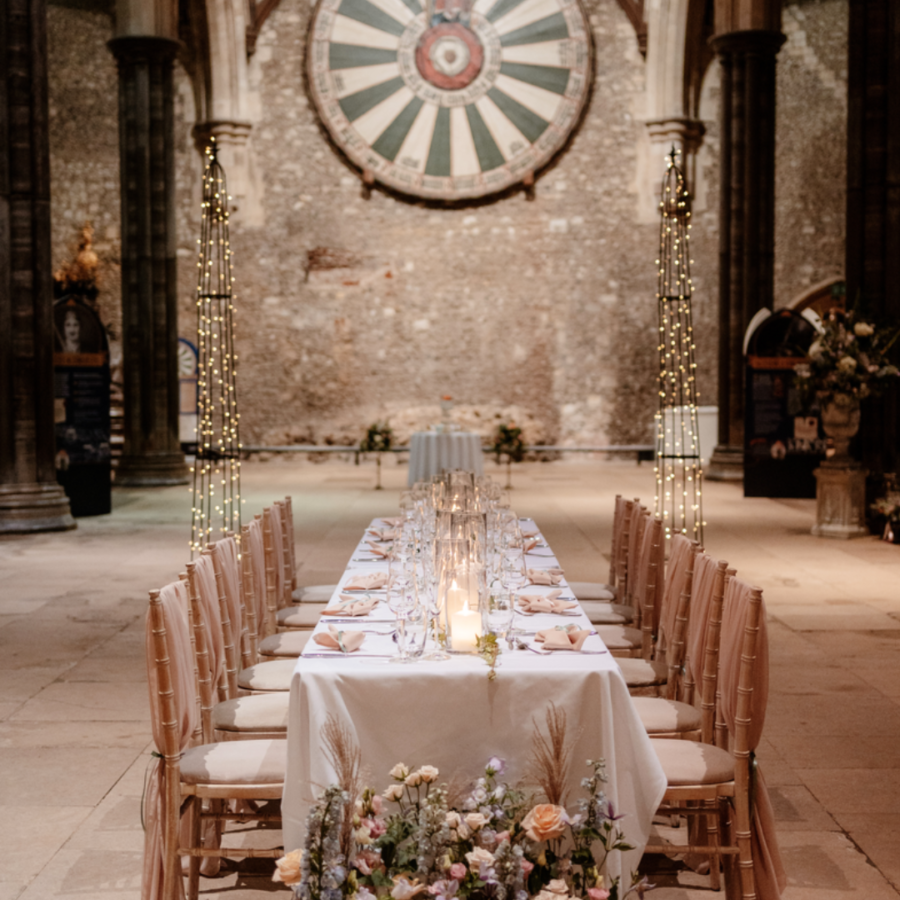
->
left=189, top=138, right=243, bottom=556
left=653, top=148, right=704, bottom=545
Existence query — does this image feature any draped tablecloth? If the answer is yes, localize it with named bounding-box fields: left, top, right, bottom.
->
left=282, top=519, right=666, bottom=890
left=407, top=431, right=485, bottom=486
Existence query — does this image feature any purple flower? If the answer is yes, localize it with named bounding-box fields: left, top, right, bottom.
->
left=486, top=757, right=506, bottom=776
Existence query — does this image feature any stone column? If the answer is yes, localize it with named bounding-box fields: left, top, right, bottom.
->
left=108, top=36, right=188, bottom=486
left=846, top=0, right=900, bottom=478
left=0, top=0, right=75, bottom=533
left=706, top=29, right=785, bottom=481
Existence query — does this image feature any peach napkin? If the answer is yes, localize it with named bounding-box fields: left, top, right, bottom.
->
left=364, top=540, right=393, bottom=558
left=313, top=625, right=365, bottom=653
left=527, top=568, right=564, bottom=586
left=521, top=528, right=539, bottom=539
left=344, top=573, right=389, bottom=591
left=380, top=516, right=404, bottom=527
left=322, top=596, right=377, bottom=617
left=522, top=539, right=538, bottom=553
left=536, top=625, right=591, bottom=651
left=367, top=527, right=399, bottom=542
left=517, top=591, right=578, bottom=615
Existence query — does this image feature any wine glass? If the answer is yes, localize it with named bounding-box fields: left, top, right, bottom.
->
left=386, top=567, right=416, bottom=663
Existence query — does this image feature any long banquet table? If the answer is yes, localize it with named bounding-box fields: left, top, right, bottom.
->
left=283, top=518, right=666, bottom=888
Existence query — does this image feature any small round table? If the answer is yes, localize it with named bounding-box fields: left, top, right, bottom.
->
left=407, top=431, right=484, bottom=486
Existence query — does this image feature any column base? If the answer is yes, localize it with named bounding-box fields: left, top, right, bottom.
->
left=116, top=452, right=189, bottom=487
left=705, top=445, right=744, bottom=481
left=812, top=464, right=869, bottom=539
left=0, top=483, right=76, bottom=533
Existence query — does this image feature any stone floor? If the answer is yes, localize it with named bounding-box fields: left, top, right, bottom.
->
left=1, top=456, right=899, bottom=900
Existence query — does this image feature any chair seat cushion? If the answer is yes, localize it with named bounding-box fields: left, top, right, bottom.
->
left=259, top=631, right=312, bottom=658
left=569, top=581, right=617, bottom=603
left=651, top=738, right=735, bottom=785
left=593, top=625, right=643, bottom=649
left=180, top=738, right=286, bottom=785
left=292, top=584, right=338, bottom=603
left=212, top=692, right=289, bottom=733
left=617, top=656, right=668, bottom=686
left=277, top=604, right=324, bottom=628
left=237, top=659, right=295, bottom=692
left=632, top=697, right=702, bottom=734
left=579, top=601, right=633, bottom=625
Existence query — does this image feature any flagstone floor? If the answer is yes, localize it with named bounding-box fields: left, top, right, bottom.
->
left=1, top=456, right=899, bottom=900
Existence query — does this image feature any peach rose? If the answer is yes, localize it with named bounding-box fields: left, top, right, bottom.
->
left=522, top=804, right=568, bottom=842
left=272, top=849, right=303, bottom=885
left=384, top=783, right=404, bottom=802
left=418, top=765, right=440, bottom=783
left=464, top=812, right=487, bottom=831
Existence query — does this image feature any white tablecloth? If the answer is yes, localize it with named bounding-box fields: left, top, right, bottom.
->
left=407, top=431, right=484, bottom=486
left=283, top=519, right=666, bottom=890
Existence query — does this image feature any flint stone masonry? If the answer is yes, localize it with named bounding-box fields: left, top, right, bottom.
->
left=44, top=0, right=848, bottom=450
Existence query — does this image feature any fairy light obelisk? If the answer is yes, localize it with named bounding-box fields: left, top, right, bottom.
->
left=654, top=149, right=703, bottom=544
left=190, top=139, right=242, bottom=555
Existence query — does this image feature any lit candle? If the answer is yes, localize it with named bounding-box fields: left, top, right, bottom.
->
left=451, top=596, right=481, bottom=652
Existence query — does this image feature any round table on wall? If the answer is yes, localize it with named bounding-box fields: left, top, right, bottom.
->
left=407, top=430, right=484, bottom=485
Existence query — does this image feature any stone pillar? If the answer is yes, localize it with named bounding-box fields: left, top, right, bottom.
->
left=846, top=0, right=900, bottom=478
left=645, top=118, right=706, bottom=197
left=0, top=0, right=75, bottom=533
left=108, top=36, right=188, bottom=486
left=706, top=29, right=785, bottom=481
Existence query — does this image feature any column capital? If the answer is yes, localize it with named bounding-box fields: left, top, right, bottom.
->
left=710, top=29, right=785, bottom=59
left=645, top=118, right=707, bottom=155
left=107, top=35, right=180, bottom=66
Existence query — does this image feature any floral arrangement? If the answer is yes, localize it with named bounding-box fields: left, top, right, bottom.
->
left=492, top=424, right=526, bottom=465
left=361, top=422, right=394, bottom=454
left=274, top=710, right=652, bottom=900
left=794, top=306, right=899, bottom=405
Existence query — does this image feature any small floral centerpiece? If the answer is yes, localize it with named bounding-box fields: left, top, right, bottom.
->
left=794, top=306, right=899, bottom=405
left=360, top=422, right=394, bottom=490
left=492, top=424, right=526, bottom=490
left=276, top=709, right=652, bottom=900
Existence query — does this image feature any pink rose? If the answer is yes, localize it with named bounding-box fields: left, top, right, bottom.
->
left=587, top=890, right=610, bottom=900
left=372, top=795, right=383, bottom=815
left=520, top=860, right=534, bottom=877
left=362, top=817, right=386, bottom=838
left=449, top=863, right=467, bottom=880
left=495, top=831, right=510, bottom=844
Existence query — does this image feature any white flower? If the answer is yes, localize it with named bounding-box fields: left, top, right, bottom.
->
left=417, top=765, right=439, bottom=783
left=390, top=763, right=410, bottom=780
left=445, top=811, right=461, bottom=829
left=837, top=355, right=858, bottom=373
left=854, top=322, right=875, bottom=337
left=465, top=812, right=487, bottom=831
left=405, top=771, right=423, bottom=787
left=464, top=847, right=495, bottom=868
left=809, top=340, right=823, bottom=360
left=384, top=783, right=404, bottom=802
left=355, top=826, right=373, bottom=846
left=391, top=876, right=429, bottom=900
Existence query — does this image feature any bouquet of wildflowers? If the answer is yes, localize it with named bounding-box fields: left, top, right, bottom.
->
left=794, top=306, right=899, bottom=405
left=276, top=711, right=653, bottom=900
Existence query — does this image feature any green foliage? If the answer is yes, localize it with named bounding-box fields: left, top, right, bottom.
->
left=492, top=423, right=525, bottom=464
left=360, top=421, right=393, bottom=453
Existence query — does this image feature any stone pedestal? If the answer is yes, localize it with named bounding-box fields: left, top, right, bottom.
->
left=812, top=464, right=869, bottom=539
left=108, top=36, right=188, bottom=487
left=0, top=0, right=75, bottom=533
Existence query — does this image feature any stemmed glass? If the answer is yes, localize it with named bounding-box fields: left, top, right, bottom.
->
left=500, top=547, right=527, bottom=645
left=387, top=555, right=417, bottom=663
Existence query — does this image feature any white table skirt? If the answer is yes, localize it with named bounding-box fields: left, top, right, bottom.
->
left=282, top=519, right=666, bottom=891
left=407, top=431, right=484, bottom=486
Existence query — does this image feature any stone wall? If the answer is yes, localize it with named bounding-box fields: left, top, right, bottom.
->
left=44, top=0, right=849, bottom=451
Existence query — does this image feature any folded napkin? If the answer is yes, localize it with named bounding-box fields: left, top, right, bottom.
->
left=521, top=528, right=539, bottom=539
left=313, top=625, right=365, bottom=653
left=364, top=540, right=393, bottom=558
left=536, top=625, right=591, bottom=651
left=344, top=573, right=389, bottom=591
left=367, top=527, right=399, bottom=542
left=322, top=596, right=377, bottom=617
left=380, top=516, right=404, bottom=527
left=517, top=591, right=578, bottom=615
left=527, top=568, right=564, bottom=586
left=521, top=538, right=539, bottom=553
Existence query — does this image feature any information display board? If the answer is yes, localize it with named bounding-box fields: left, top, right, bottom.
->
left=53, top=296, right=111, bottom=516
left=744, top=310, right=825, bottom=498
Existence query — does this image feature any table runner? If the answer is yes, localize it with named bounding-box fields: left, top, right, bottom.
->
left=282, top=518, right=666, bottom=890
